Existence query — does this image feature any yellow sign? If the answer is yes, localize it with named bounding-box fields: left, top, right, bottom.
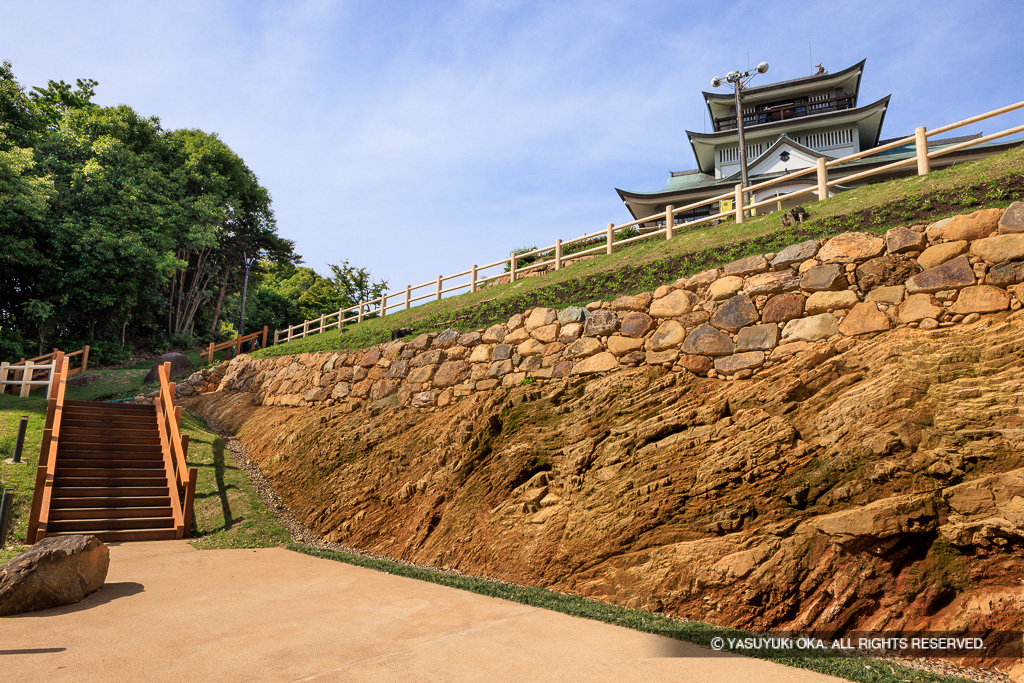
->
left=720, top=199, right=733, bottom=212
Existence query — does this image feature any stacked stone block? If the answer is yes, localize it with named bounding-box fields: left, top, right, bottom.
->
left=201, top=204, right=1024, bottom=409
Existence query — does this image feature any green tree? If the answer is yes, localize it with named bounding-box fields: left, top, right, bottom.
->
left=297, top=260, right=388, bottom=322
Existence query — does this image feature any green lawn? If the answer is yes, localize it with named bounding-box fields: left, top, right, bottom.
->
left=0, top=394, right=48, bottom=562
left=182, top=409, right=290, bottom=549
left=0, top=392, right=288, bottom=564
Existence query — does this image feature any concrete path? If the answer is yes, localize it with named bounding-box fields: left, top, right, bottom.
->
left=1, top=541, right=842, bottom=682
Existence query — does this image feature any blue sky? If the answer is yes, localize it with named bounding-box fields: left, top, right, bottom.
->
left=2, top=0, right=1022, bottom=294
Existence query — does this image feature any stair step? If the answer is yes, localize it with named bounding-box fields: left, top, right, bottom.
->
left=49, top=516, right=176, bottom=532
left=59, top=426, right=159, bottom=439
left=62, top=417, right=158, bottom=429
left=56, top=460, right=165, bottom=471
left=52, top=496, right=172, bottom=508
left=53, top=486, right=170, bottom=497
left=58, top=442, right=163, bottom=453
left=64, top=400, right=155, bottom=413
left=56, top=450, right=164, bottom=461
left=62, top=435, right=161, bottom=446
left=45, top=528, right=179, bottom=542
left=50, top=506, right=173, bottom=520
left=55, top=477, right=169, bottom=488
left=56, top=466, right=165, bottom=477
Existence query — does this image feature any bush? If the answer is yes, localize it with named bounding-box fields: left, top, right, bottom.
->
left=86, top=339, right=132, bottom=367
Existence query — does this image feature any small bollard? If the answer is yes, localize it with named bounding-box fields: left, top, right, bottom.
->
left=0, top=489, right=12, bottom=549
left=12, top=416, right=28, bottom=464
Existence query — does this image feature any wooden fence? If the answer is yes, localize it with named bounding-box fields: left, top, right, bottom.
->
left=0, top=346, right=89, bottom=397
left=275, top=99, right=1024, bottom=345
left=200, top=327, right=267, bottom=366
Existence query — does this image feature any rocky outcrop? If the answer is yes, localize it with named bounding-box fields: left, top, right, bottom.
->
left=189, top=307, right=1024, bottom=672
left=143, top=352, right=194, bottom=384
left=0, top=535, right=109, bottom=615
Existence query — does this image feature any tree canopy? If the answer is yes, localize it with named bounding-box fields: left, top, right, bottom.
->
left=0, top=61, right=305, bottom=361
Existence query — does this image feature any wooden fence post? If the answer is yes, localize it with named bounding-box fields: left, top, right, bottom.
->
left=915, top=126, right=930, bottom=175
left=510, top=252, right=517, bottom=283
left=816, top=157, right=828, bottom=201
left=235, top=334, right=242, bottom=357
left=734, top=184, right=744, bottom=224
left=302, top=320, right=309, bottom=338
left=20, top=361, right=33, bottom=397
left=274, top=329, right=280, bottom=345
left=261, top=326, right=268, bottom=348
left=0, top=362, right=7, bottom=396
left=381, top=293, right=388, bottom=317
left=471, top=265, right=478, bottom=293
left=665, top=205, right=675, bottom=239
left=555, top=239, right=562, bottom=270
left=81, top=345, right=90, bottom=373
left=606, top=223, right=614, bottom=255
left=357, top=304, right=364, bottom=323
left=436, top=275, right=443, bottom=300
left=405, top=285, right=411, bottom=310
left=287, top=326, right=293, bottom=342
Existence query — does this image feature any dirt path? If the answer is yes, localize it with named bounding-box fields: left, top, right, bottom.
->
left=0, top=540, right=843, bottom=682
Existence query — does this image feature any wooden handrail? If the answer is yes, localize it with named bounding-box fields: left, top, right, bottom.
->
left=26, top=353, right=67, bottom=543
left=273, top=98, right=1024, bottom=344
left=156, top=361, right=194, bottom=538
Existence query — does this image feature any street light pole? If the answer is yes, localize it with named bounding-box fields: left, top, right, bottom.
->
left=733, top=83, right=750, bottom=190
left=238, top=251, right=256, bottom=339
left=712, top=62, right=769, bottom=214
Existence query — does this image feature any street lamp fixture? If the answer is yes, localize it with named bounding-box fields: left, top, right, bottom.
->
left=712, top=62, right=769, bottom=194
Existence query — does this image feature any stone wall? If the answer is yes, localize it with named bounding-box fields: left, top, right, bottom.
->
left=188, top=204, right=1024, bottom=410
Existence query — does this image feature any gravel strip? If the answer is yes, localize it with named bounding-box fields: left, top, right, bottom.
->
left=197, top=413, right=1014, bottom=683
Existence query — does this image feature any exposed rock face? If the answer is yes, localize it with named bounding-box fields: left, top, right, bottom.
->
left=189, top=309, right=1024, bottom=673
left=0, top=535, right=109, bottom=616
left=143, top=352, right=194, bottom=383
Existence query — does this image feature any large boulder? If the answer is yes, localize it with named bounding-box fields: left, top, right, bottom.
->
left=0, top=535, right=109, bottom=616
left=143, top=352, right=195, bottom=384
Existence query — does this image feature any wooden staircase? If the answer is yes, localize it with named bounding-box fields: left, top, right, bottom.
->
left=46, top=401, right=177, bottom=541
left=28, top=360, right=197, bottom=544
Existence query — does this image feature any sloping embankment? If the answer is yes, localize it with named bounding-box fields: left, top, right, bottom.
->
left=188, top=310, right=1024, bottom=672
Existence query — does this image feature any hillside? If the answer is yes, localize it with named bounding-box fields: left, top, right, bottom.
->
left=256, top=143, right=1024, bottom=358
left=184, top=196, right=1024, bottom=678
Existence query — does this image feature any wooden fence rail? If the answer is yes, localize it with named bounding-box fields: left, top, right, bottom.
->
left=200, top=326, right=267, bottom=366
left=274, top=98, right=1024, bottom=345
left=0, top=345, right=89, bottom=397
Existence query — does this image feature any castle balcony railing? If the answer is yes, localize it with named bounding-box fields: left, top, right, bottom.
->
left=715, top=94, right=857, bottom=131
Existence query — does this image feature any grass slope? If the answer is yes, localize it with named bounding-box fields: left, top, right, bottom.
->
left=257, top=144, right=1024, bottom=359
